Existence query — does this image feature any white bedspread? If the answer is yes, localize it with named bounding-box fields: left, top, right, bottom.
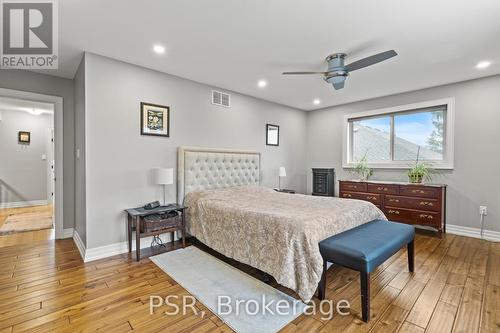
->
left=185, top=186, right=386, bottom=302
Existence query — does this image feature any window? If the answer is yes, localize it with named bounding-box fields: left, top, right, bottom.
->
left=343, top=99, right=454, bottom=169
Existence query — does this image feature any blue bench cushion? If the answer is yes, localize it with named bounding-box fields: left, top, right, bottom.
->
left=319, top=220, right=415, bottom=273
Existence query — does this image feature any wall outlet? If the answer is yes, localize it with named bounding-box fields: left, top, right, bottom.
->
left=479, top=206, right=488, bottom=216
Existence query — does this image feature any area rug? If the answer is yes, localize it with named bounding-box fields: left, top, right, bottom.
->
left=151, top=246, right=307, bottom=333
left=0, top=211, right=53, bottom=235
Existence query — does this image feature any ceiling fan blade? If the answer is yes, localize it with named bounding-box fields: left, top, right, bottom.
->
left=344, top=50, right=397, bottom=72
left=282, top=71, right=328, bottom=75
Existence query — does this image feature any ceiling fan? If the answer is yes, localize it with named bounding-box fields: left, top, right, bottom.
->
left=282, top=50, right=397, bottom=90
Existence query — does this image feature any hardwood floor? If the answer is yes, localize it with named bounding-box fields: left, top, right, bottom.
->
left=0, top=233, right=498, bottom=332
left=0, top=206, right=54, bottom=248
left=0, top=205, right=53, bottom=226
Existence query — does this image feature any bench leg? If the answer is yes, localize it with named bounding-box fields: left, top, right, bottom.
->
left=318, top=259, right=327, bottom=300
left=360, top=272, right=370, bottom=322
left=408, top=240, right=415, bottom=273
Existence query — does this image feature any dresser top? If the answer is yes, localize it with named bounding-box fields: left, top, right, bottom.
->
left=339, top=179, right=447, bottom=188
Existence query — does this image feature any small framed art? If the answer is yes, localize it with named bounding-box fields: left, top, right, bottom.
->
left=140, top=102, right=170, bottom=137
left=18, top=131, right=30, bottom=144
left=266, top=124, right=279, bottom=146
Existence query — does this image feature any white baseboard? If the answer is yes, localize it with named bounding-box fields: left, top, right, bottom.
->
left=62, top=228, right=74, bottom=239
left=0, top=200, right=48, bottom=209
left=73, top=230, right=87, bottom=261
left=447, top=224, right=500, bottom=242
left=73, top=232, right=177, bottom=262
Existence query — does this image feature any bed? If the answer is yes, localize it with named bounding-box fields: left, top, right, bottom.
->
left=177, top=146, right=386, bottom=302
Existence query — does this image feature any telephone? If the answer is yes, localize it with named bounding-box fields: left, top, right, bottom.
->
left=143, top=201, right=161, bottom=210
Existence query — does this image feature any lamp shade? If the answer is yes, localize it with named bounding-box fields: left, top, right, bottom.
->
left=154, top=168, right=173, bottom=185
left=279, top=166, right=286, bottom=177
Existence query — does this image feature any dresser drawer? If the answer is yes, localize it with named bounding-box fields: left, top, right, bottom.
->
left=399, top=185, right=438, bottom=198
left=413, top=211, right=440, bottom=226
left=384, top=207, right=413, bottom=224
left=340, top=182, right=367, bottom=192
left=385, top=195, right=440, bottom=212
left=341, top=191, right=381, bottom=205
left=384, top=207, right=440, bottom=227
left=367, top=183, right=399, bottom=195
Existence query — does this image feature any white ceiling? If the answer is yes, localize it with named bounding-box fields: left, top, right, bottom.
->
left=0, top=97, right=54, bottom=115
left=54, top=0, right=500, bottom=110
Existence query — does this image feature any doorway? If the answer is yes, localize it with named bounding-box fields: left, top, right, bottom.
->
left=0, top=88, right=63, bottom=245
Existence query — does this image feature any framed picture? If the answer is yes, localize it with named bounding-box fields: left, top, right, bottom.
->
left=18, top=131, right=30, bottom=144
left=266, top=124, right=279, bottom=146
left=141, top=102, right=170, bottom=137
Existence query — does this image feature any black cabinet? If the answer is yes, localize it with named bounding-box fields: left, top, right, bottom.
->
left=312, top=168, right=335, bottom=196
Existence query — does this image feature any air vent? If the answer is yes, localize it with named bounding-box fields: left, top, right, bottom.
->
left=212, top=90, right=230, bottom=108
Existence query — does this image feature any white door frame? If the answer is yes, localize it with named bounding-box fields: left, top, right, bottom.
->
left=46, top=128, right=55, bottom=205
left=0, top=88, right=64, bottom=239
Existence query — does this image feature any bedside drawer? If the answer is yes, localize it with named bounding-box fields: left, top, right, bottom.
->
left=399, top=185, right=438, bottom=198
left=141, top=214, right=181, bottom=233
left=385, top=195, right=440, bottom=212
left=367, top=183, right=399, bottom=195
left=340, top=182, right=367, bottom=192
left=341, top=192, right=381, bottom=205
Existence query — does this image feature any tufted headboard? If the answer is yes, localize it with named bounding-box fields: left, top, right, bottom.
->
left=177, top=146, right=261, bottom=203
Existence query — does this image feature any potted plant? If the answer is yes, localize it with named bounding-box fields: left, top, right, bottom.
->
left=355, top=154, right=373, bottom=181
left=408, top=147, right=432, bottom=183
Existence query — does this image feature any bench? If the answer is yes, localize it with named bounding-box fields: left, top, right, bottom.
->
left=318, top=219, right=415, bottom=322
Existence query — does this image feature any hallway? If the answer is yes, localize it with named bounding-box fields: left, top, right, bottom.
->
left=0, top=205, right=54, bottom=247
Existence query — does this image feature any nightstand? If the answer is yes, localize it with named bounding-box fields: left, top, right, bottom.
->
left=125, top=204, right=187, bottom=261
left=274, top=189, right=296, bottom=194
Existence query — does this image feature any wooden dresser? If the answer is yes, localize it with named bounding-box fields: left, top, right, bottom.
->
left=339, top=180, right=446, bottom=235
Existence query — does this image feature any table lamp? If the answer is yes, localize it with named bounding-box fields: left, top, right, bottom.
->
left=279, top=166, right=286, bottom=190
left=154, top=168, right=174, bottom=205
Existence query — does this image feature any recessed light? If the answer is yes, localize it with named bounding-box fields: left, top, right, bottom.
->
left=313, top=99, right=321, bottom=105
left=476, top=61, right=491, bottom=69
left=257, top=80, right=267, bottom=88
left=153, top=44, right=166, bottom=54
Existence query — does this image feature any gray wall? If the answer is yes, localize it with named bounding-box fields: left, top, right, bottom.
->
left=306, top=75, right=500, bottom=232
left=83, top=53, right=307, bottom=248
left=0, top=109, right=53, bottom=203
left=0, top=70, right=75, bottom=228
left=74, top=56, right=87, bottom=245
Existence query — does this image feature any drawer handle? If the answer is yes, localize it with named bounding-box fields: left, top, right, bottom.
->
left=419, top=214, right=434, bottom=219
left=343, top=194, right=352, bottom=198
left=388, top=210, right=400, bottom=215
left=366, top=196, right=377, bottom=200
left=412, top=189, right=425, bottom=194
left=348, top=185, right=356, bottom=189
left=419, top=201, right=434, bottom=206
left=377, top=187, right=389, bottom=191
left=388, top=198, right=399, bottom=203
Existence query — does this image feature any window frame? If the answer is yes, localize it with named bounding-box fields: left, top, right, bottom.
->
left=342, top=98, right=455, bottom=170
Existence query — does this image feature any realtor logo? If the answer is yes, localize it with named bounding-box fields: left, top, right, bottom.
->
left=1, top=0, right=58, bottom=69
